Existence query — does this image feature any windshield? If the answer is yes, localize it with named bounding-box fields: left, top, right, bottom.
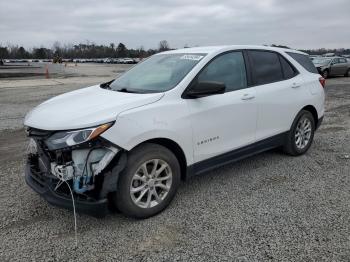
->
left=109, top=53, right=206, bottom=93
left=313, top=58, right=332, bottom=65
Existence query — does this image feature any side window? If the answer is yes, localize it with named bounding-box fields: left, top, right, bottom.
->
left=248, top=51, right=283, bottom=85
left=197, top=52, right=247, bottom=92
left=279, top=55, right=297, bottom=79
left=332, top=58, right=339, bottom=64
left=339, top=58, right=347, bottom=63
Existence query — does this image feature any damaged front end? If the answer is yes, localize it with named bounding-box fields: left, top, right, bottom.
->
left=24, top=123, right=126, bottom=217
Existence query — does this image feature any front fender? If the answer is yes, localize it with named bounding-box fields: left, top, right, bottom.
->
left=101, top=112, right=194, bottom=165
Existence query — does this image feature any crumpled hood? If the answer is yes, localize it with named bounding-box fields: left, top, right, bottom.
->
left=24, top=85, right=164, bottom=130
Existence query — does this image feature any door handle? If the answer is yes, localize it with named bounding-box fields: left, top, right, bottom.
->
left=241, top=94, right=255, bottom=100
left=291, top=83, right=301, bottom=88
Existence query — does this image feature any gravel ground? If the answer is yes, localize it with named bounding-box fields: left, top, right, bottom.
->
left=0, top=71, right=349, bottom=261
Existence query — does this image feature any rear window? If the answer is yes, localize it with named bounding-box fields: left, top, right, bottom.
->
left=287, top=52, right=318, bottom=74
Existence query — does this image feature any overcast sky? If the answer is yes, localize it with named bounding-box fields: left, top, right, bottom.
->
left=1, top=0, right=349, bottom=50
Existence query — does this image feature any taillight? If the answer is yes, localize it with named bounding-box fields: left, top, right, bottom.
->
left=319, top=77, right=326, bottom=88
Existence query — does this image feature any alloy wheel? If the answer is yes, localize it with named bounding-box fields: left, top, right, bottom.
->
left=295, top=117, right=312, bottom=150
left=130, top=159, right=172, bottom=208
left=322, top=70, right=328, bottom=79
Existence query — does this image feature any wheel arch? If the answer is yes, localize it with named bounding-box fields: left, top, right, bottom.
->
left=323, top=68, right=330, bottom=77
left=131, top=138, right=188, bottom=181
left=301, top=105, right=319, bottom=127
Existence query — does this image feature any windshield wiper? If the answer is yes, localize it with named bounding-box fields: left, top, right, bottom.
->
left=116, top=87, right=139, bottom=93
left=100, top=81, right=139, bottom=93
left=100, top=79, right=114, bottom=90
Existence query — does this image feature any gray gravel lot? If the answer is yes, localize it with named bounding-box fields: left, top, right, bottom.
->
left=0, top=69, right=349, bottom=261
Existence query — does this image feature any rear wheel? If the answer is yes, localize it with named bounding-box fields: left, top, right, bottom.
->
left=283, top=110, right=315, bottom=156
left=115, top=143, right=180, bottom=218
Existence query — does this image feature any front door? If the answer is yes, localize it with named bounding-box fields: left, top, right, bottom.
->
left=185, top=51, right=257, bottom=163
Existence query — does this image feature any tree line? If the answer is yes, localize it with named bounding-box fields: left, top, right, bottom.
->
left=270, top=44, right=350, bottom=56
left=0, top=40, right=171, bottom=59
left=0, top=41, right=349, bottom=59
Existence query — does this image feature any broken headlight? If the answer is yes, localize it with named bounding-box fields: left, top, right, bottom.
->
left=45, top=122, right=114, bottom=150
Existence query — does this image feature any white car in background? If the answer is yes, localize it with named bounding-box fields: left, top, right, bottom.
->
left=24, top=45, right=325, bottom=218
left=120, top=58, right=135, bottom=64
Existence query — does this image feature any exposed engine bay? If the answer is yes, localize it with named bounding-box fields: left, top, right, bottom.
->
left=25, top=126, right=126, bottom=216
left=49, top=146, right=119, bottom=194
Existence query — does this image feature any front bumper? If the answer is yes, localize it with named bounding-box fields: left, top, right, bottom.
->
left=25, top=161, right=109, bottom=218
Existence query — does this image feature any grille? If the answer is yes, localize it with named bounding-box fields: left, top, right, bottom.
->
left=26, top=127, right=52, bottom=139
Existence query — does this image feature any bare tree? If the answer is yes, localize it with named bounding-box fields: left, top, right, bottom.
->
left=0, top=45, right=9, bottom=59
left=53, top=41, right=62, bottom=55
left=116, top=43, right=127, bottom=58
left=159, top=40, right=170, bottom=52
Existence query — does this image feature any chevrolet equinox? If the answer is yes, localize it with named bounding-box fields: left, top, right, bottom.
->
left=24, top=45, right=325, bottom=218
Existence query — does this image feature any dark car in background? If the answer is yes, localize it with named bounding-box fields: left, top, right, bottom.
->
left=313, top=57, right=350, bottom=78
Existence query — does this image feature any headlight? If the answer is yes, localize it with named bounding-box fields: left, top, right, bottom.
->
left=45, top=122, right=114, bottom=150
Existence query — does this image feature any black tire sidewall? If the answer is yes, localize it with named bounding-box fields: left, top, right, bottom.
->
left=346, top=69, right=350, bottom=77
left=289, top=111, right=315, bottom=155
left=322, top=70, right=329, bottom=79
left=115, top=144, right=181, bottom=218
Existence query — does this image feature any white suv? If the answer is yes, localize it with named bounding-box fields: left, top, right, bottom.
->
left=24, top=45, right=325, bottom=218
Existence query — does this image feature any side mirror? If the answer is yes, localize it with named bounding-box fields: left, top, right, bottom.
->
left=185, top=81, right=226, bottom=98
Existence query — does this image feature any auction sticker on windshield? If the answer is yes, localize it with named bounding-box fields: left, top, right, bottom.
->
left=180, top=55, right=204, bottom=61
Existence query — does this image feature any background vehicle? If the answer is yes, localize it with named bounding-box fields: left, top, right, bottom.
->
left=119, top=58, right=135, bottom=64
left=24, top=45, right=325, bottom=219
left=309, top=55, right=321, bottom=61
left=313, top=57, right=350, bottom=78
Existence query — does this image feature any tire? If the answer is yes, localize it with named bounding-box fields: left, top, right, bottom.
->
left=283, top=110, right=315, bottom=156
left=322, top=70, right=329, bottom=79
left=115, top=143, right=181, bottom=219
left=345, top=69, right=350, bottom=77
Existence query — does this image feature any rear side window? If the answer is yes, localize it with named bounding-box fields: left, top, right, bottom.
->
left=197, top=51, right=247, bottom=92
left=279, top=55, right=298, bottom=79
left=287, top=52, right=318, bottom=74
left=248, top=51, right=283, bottom=85
left=332, top=58, right=340, bottom=64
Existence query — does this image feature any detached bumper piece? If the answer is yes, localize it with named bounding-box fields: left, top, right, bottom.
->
left=316, top=116, right=324, bottom=130
left=25, top=155, right=109, bottom=218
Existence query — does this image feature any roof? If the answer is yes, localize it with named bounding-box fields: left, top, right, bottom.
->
left=161, top=45, right=307, bottom=55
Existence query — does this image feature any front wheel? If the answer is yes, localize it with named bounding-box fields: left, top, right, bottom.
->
left=345, top=69, right=350, bottom=77
left=283, top=110, right=315, bottom=156
left=114, top=143, right=181, bottom=218
left=322, top=70, right=329, bottom=79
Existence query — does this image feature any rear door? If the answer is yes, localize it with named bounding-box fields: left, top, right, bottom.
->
left=337, top=58, right=349, bottom=75
left=247, top=50, right=304, bottom=141
left=329, top=58, right=341, bottom=75
left=186, top=51, right=257, bottom=163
